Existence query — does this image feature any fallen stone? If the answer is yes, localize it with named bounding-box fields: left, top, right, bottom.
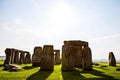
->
left=3, top=64, right=21, bottom=71
left=92, top=63, right=99, bottom=66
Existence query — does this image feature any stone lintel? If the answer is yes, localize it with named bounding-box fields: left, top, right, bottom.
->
left=64, top=40, right=88, bottom=46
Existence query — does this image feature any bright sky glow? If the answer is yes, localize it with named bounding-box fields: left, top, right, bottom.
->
left=0, top=0, right=120, bottom=60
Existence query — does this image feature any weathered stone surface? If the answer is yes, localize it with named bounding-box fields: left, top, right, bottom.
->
left=4, top=48, right=12, bottom=65
left=64, top=40, right=88, bottom=46
left=62, top=45, right=76, bottom=71
left=32, top=47, right=42, bottom=66
left=82, top=46, right=92, bottom=71
left=108, top=52, right=116, bottom=66
left=62, top=40, right=89, bottom=71
left=24, top=52, right=31, bottom=64
left=14, top=49, right=19, bottom=63
left=10, top=49, right=15, bottom=64
left=4, top=48, right=30, bottom=65
left=40, top=45, right=54, bottom=71
left=20, top=51, right=25, bottom=64
left=74, top=46, right=83, bottom=68
left=3, top=64, right=21, bottom=71
left=54, top=50, right=61, bottom=64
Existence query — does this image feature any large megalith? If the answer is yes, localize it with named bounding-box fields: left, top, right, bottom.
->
left=32, top=47, right=42, bottom=66
left=82, top=45, right=92, bottom=71
left=40, top=45, right=54, bottom=71
left=24, top=52, right=31, bottom=64
left=62, top=45, right=76, bottom=71
left=108, top=52, right=116, bottom=66
left=10, top=49, right=15, bottom=64
left=54, top=50, right=61, bottom=64
left=4, top=48, right=12, bottom=65
left=62, top=40, right=88, bottom=71
left=14, top=49, right=19, bottom=63
left=19, top=51, right=25, bottom=64
left=4, top=48, right=30, bottom=65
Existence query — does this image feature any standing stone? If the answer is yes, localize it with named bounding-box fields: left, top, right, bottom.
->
left=62, top=40, right=88, bottom=71
left=108, top=52, right=116, bottom=66
left=54, top=50, right=61, bottom=64
left=40, top=45, right=54, bottom=71
left=74, top=46, right=83, bottom=68
left=14, top=49, right=19, bottom=63
left=32, top=47, right=42, bottom=66
left=82, top=45, right=92, bottom=71
left=10, top=49, right=15, bottom=64
left=4, top=48, right=12, bottom=65
left=20, top=51, right=25, bottom=64
left=62, top=45, right=76, bottom=71
left=24, top=52, right=31, bottom=64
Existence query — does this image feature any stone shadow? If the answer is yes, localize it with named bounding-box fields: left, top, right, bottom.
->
left=62, top=68, right=117, bottom=80
left=23, top=66, right=36, bottom=70
left=26, top=70, right=53, bottom=80
left=0, top=64, right=3, bottom=67
left=62, top=69, right=85, bottom=80
left=80, top=69, right=117, bottom=80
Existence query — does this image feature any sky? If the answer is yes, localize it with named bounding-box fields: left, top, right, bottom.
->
left=0, top=0, right=120, bottom=60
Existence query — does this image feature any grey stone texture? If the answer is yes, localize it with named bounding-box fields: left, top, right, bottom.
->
left=108, top=52, right=116, bottom=66
left=32, top=47, right=42, bottom=66
left=40, top=45, right=54, bottom=71
left=82, top=46, right=92, bottom=71
left=54, top=50, right=61, bottom=64
left=62, top=40, right=92, bottom=71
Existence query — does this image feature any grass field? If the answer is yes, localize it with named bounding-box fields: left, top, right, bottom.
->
left=0, top=60, right=120, bottom=80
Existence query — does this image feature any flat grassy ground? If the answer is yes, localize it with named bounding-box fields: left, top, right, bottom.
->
left=0, top=60, right=120, bottom=80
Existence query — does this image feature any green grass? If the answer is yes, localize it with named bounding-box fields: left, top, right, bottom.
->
left=0, top=60, right=120, bottom=80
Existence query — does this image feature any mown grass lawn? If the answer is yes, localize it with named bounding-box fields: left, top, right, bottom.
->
left=0, top=60, right=120, bottom=80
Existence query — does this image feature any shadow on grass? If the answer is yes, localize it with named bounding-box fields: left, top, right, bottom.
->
left=26, top=70, right=53, bottom=80
left=23, top=66, right=36, bottom=70
left=0, top=64, right=3, bottom=67
left=62, top=69, right=85, bottom=80
left=62, top=68, right=117, bottom=80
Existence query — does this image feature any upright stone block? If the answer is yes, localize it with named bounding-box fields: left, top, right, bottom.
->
left=32, top=47, right=42, bottom=66
left=10, top=49, right=15, bottom=64
left=20, top=51, right=25, bottom=64
left=14, top=49, right=19, bottom=63
left=24, top=52, right=31, bottom=64
left=62, top=45, right=76, bottom=71
left=74, top=46, right=83, bottom=68
left=82, top=46, right=92, bottom=71
left=4, top=48, right=12, bottom=65
left=40, top=45, right=54, bottom=71
left=54, top=50, right=61, bottom=64
left=108, top=52, right=116, bottom=66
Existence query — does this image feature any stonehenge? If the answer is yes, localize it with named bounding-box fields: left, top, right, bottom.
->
left=4, top=48, right=31, bottom=65
left=108, top=52, right=116, bottom=66
left=4, top=40, right=93, bottom=71
left=62, top=40, right=92, bottom=71
left=32, top=47, right=42, bottom=66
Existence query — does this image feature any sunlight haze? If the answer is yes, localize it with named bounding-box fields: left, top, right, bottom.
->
left=0, top=0, right=120, bottom=60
